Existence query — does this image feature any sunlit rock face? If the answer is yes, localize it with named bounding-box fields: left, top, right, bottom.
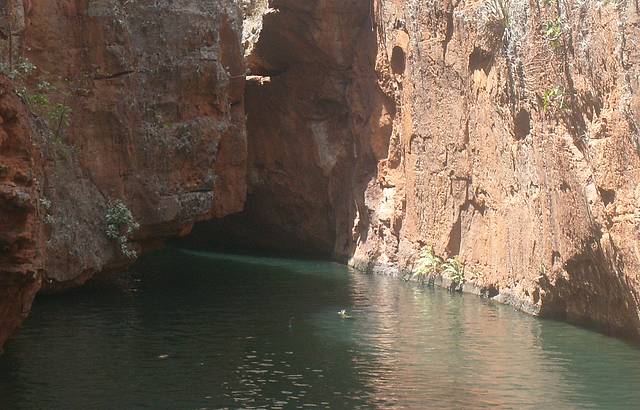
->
left=348, top=0, right=640, bottom=339
left=238, top=0, right=640, bottom=339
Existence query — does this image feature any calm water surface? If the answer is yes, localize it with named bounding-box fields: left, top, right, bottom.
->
left=1, top=249, right=640, bottom=409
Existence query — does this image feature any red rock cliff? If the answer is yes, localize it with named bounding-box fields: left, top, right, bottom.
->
left=0, top=76, right=42, bottom=350
left=0, top=0, right=247, bottom=348
left=350, top=0, right=640, bottom=339
left=234, top=0, right=640, bottom=339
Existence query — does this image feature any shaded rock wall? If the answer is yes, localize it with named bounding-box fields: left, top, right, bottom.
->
left=193, top=0, right=394, bottom=259
left=0, top=0, right=247, bottom=347
left=0, top=77, right=42, bottom=350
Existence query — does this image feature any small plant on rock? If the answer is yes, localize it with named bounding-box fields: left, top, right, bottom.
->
left=105, top=200, right=140, bottom=259
left=542, top=86, right=566, bottom=112
left=442, top=256, right=465, bottom=288
left=6, top=57, right=37, bottom=79
left=488, top=0, right=510, bottom=26
left=4, top=56, right=73, bottom=141
left=543, top=18, right=564, bottom=49
left=414, top=246, right=443, bottom=280
left=39, top=198, right=54, bottom=224
left=47, top=103, right=72, bottom=132
left=482, top=0, right=511, bottom=46
left=37, top=80, right=55, bottom=92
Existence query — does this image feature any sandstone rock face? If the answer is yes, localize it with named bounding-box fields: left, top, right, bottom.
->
left=0, top=0, right=247, bottom=347
left=0, top=77, right=42, bottom=350
left=236, top=0, right=640, bottom=339
left=349, top=0, right=640, bottom=339
left=194, top=0, right=391, bottom=258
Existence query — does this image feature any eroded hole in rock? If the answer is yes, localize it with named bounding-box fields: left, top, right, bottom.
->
left=247, top=66, right=288, bottom=78
left=513, top=109, right=531, bottom=140
left=486, top=286, right=499, bottom=299
left=468, top=47, right=493, bottom=74
left=599, top=188, right=615, bottom=206
left=391, top=46, right=406, bottom=74
left=445, top=214, right=462, bottom=256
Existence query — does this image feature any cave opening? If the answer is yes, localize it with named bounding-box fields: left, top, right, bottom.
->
left=391, top=46, right=406, bottom=74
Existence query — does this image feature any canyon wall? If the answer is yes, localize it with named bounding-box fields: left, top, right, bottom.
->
left=2, top=0, right=640, bottom=348
left=0, top=76, right=42, bottom=349
left=235, top=0, right=640, bottom=339
left=0, top=0, right=247, bottom=348
left=353, top=0, right=640, bottom=338
left=189, top=0, right=387, bottom=258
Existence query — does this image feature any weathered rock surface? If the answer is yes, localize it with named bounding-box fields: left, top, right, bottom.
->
left=0, top=76, right=42, bottom=350
left=192, top=0, right=391, bottom=259
left=351, top=0, right=640, bottom=339
left=232, top=0, right=640, bottom=339
left=0, top=0, right=247, bottom=347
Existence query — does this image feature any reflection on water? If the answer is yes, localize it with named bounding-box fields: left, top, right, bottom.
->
left=1, top=249, right=640, bottom=409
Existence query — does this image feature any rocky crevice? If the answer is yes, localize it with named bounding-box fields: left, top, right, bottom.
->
left=189, top=0, right=388, bottom=260
left=0, top=76, right=42, bottom=349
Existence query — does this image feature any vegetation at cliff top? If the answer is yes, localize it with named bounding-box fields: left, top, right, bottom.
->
left=105, top=200, right=140, bottom=259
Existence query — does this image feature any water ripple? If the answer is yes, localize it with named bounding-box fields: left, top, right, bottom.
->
left=1, top=249, right=639, bottom=409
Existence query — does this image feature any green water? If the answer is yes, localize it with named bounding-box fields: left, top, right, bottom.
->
left=1, top=249, right=640, bottom=409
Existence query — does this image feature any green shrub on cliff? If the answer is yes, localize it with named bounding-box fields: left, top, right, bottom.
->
left=48, top=103, right=72, bottom=134
left=543, top=18, right=563, bottom=49
left=4, top=57, right=37, bottom=79
left=414, top=246, right=442, bottom=280
left=414, top=247, right=466, bottom=290
left=542, top=86, right=566, bottom=112
left=105, top=200, right=140, bottom=259
left=442, top=257, right=465, bottom=288
left=4, top=56, right=73, bottom=140
left=482, top=0, right=511, bottom=46
left=487, top=0, right=510, bottom=29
